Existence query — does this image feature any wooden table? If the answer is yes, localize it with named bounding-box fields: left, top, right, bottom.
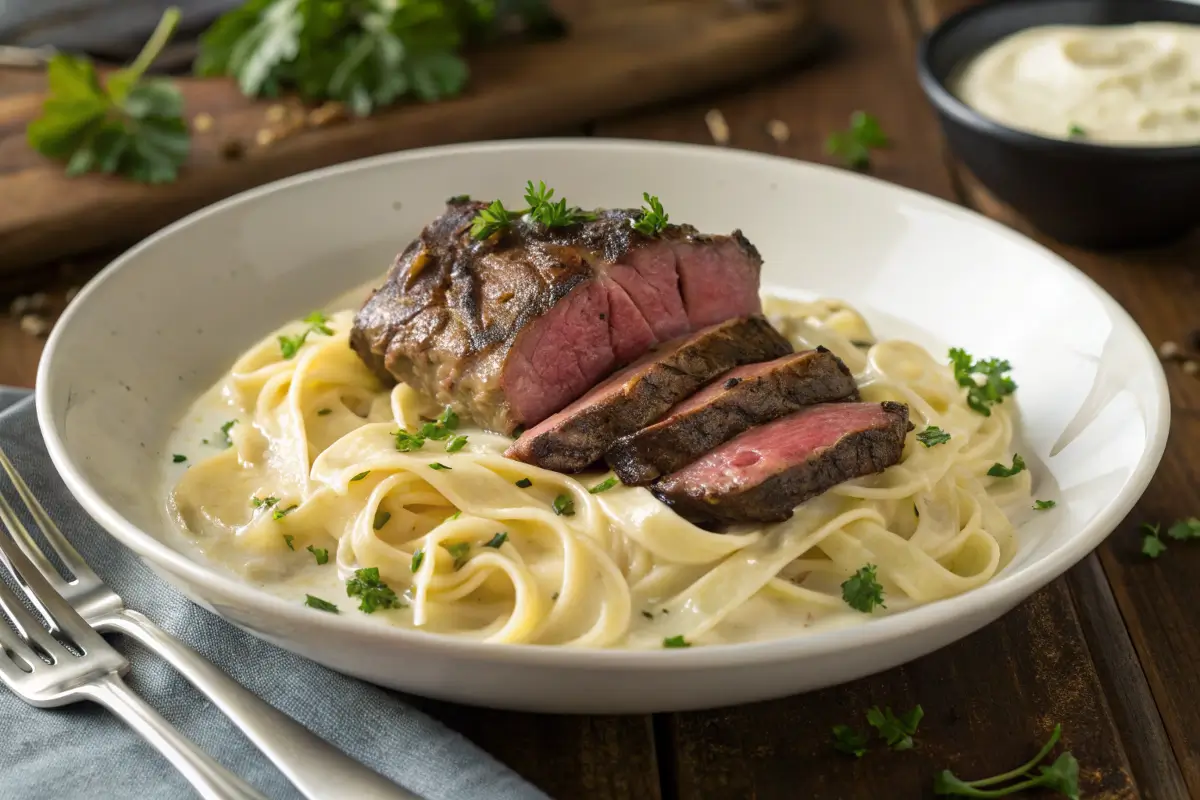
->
left=7, top=1, right=1198, bottom=797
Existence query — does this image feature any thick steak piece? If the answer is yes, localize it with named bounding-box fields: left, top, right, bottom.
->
left=605, top=347, right=858, bottom=485
left=350, top=198, right=764, bottom=434
left=505, top=316, right=792, bottom=472
left=654, top=401, right=911, bottom=526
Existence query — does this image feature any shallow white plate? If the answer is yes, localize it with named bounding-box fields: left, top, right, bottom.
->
left=37, top=140, right=1168, bottom=713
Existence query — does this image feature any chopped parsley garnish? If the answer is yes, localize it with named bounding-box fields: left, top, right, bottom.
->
left=933, top=724, right=1078, bottom=798
left=345, top=567, right=403, bottom=613
left=867, top=705, right=923, bottom=751
left=589, top=476, right=618, bottom=494
left=411, top=549, right=425, bottom=572
left=394, top=405, right=459, bottom=451
left=442, top=542, right=470, bottom=570
left=307, top=545, right=329, bottom=565
left=317, top=408, right=332, bottom=416
left=825, top=111, right=889, bottom=170
left=445, top=435, right=468, bottom=453
left=1067, top=123, right=1087, bottom=138
left=218, top=419, right=237, bottom=448
left=278, top=311, right=334, bottom=359
left=841, top=564, right=885, bottom=613
left=283, top=534, right=295, bottom=550
left=304, top=595, right=339, bottom=613
left=172, top=453, right=187, bottom=463
left=916, top=426, right=951, bottom=447
left=428, top=462, right=452, bottom=471
left=484, top=532, right=508, bottom=549
left=987, top=454, right=1026, bottom=478
left=949, top=348, right=1017, bottom=417
left=663, top=635, right=690, bottom=649
left=552, top=494, right=576, bottom=517
left=631, top=193, right=669, bottom=235
left=515, top=478, right=533, bottom=488
left=1034, top=500, right=1057, bottom=511
left=394, top=429, right=427, bottom=452
left=350, top=470, right=370, bottom=482
left=1167, top=517, right=1200, bottom=541
left=273, top=504, right=298, bottom=521
left=1141, top=523, right=1167, bottom=558
left=832, top=725, right=869, bottom=758
left=27, top=9, right=189, bottom=184
left=373, top=510, right=392, bottom=530
left=251, top=496, right=279, bottom=509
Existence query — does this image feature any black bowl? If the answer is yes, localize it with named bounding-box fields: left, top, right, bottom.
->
left=917, top=0, right=1200, bottom=249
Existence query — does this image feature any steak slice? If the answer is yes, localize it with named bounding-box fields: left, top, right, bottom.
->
left=654, top=401, right=911, bottom=526
left=350, top=198, right=764, bottom=434
left=605, top=347, right=859, bottom=485
left=505, top=316, right=792, bottom=472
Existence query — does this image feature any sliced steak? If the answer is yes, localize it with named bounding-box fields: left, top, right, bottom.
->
left=350, top=199, right=764, bottom=434
left=654, top=401, right=911, bottom=526
left=505, top=316, right=792, bottom=472
left=605, top=347, right=859, bottom=485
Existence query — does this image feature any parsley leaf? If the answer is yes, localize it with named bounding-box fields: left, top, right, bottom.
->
left=283, top=534, right=295, bottom=550
left=552, top=494, right=576, bottom=516
left=663, top=635, right=690, bottom=648
left=987, top=454, right=1026, bottom=478
left=345, top=567, right=403, bottom=613
left=631, top=193, right=669, bottom=235
left=841, top=564, right=886, bottom=613
left=825, top=111, right=889, bottom=170
left=515, top=478, right=533, bottom=488
left=252, top=496, right=279, bottom=509
left=350, top=470, right=370, bottom=482
left=933, top=724, right=1078, bottom=799
left=832, top=724, right=869, bottom=758
left=373, top=510, right=391, bottom=530
left=1141, top=523, right=1167, bottom=558
left=949, top=348, right=1017, bottom=416
left=471, top=199, right=516, bottom=239
left=218, top=420, right=237, bottom=449
left=916, top=426, right=951, bottom=447
left=484, top=531, right=508, bottom=548
left=27, top=9, right=189, bottom=184
left=867, top=705, right=923, bottom=751
left=304, top=594, right=339, bottom=613
left=445, top=435, right=468, bottom=453
left=394, top=429, right=427, bottom=452
left=589, top=476, right=618, bottom=494
left=306, top=544, right=329, bottom=564
left=272, top=504, right=298, bottom=521
left=442, top=541, right=470, bottom=570
left=1167, top=517, right=1200, bottom=541
left=411, top=549, right=425, bottom=572
left=317, top=408, right=332, bottom=416
left=524, top=180, right=591, bottom=228
left=277, top=310, right=334, bottom=359
left=1034, top=499, right=1056, bottom=511
left=429, top=462, right=452, bottom=471
left=1068, top=123, right=1087, bottom=138
left=172, top=454, right=187, bottom=463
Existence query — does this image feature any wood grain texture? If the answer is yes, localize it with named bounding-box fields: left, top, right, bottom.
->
left=0, top=0, right=821, bottom=275
left=914, top=1, right=1200, bottom=797
left=597, top=0, right=1137, bottom=795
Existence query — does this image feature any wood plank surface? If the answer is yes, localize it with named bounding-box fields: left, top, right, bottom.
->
left=914, top=1, right=1200, bottom=797
left=0, top=0, right=820, bottom=276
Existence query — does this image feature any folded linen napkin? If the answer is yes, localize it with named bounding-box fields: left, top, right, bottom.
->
left=0, top=389, right=546, bottom=800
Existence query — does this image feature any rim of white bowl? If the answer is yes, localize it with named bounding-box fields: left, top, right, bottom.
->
left=36, top=138, right=1171, bottom=671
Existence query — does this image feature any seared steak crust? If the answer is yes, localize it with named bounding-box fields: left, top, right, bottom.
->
left=654, top=401, right=911, bottom=527
left=350, top=198, right=763, bottom=433
left=505, top=316, right=792, bottom=472
left=606, top=347, right=859, bottom=485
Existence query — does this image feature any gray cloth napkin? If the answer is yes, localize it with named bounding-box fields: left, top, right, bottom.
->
left=0, top=389, right=546, bottom=800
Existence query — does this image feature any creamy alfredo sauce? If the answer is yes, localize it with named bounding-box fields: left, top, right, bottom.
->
left=954, top=23, right=1200, bottom=145
left=161, top=295, right=1032, bottom=649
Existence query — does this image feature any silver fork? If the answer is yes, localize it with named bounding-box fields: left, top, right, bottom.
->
left=0, top=508, right=265, bottom=799
left=0, top=448, right=421, bottom=800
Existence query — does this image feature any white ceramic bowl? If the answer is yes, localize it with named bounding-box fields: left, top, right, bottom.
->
left=37, top=140, right=1169, bottom=713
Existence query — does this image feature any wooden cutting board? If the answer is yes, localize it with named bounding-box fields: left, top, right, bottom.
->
left=0, top=0, right=819, bottom=275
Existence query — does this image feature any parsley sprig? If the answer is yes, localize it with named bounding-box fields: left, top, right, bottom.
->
left=27, top=8, right=190, bottom=183
left=278, top=311, right=334, bottom=359
left=825, top=111, right=889, bottom=170
left=934, top=724, right=1078, bottom=798
left=868, top=705, right=923, bottom=751
left=469, top=181, right=592, bottom=239
left=631, top=193, right=669, bottom=236
left=987, top=454, right=1026, bottom=479
left=949, top=348, right=1017, bottom=417
left=917, top=426, right=951, bottom=447
left=841, top=564, right=885, bottom=613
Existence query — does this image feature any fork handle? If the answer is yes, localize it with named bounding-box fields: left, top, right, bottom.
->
left=100, top=609, right=421, bottom=800
left=78, top=673, right=265, bottom=800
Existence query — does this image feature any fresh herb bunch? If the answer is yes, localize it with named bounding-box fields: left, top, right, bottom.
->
left=197, top=0, right=558, bottom=117
left=27, top=8, right=190, bottom=183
